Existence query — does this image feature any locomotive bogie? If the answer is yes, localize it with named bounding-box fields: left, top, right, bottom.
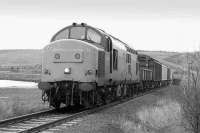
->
left=108, top=38, right=139, bottom=84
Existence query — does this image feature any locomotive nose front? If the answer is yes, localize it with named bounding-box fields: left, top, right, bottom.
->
left=41, top=39, right=97, bottom=82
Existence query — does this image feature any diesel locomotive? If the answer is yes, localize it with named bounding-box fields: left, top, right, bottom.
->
left=38, top=23, right=172, bottom=109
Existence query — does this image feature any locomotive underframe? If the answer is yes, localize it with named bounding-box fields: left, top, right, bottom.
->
left=39, top=79, right=171, bottom=109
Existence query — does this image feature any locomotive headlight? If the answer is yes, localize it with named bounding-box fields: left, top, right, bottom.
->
left=64, top=68, right=71, bottom=74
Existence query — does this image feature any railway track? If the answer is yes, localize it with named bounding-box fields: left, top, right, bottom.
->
left=0, top=88, right=161, bottom=133
left=0, top=108, right=61, bottom=133
left=0, top=106, right=85, bottom=133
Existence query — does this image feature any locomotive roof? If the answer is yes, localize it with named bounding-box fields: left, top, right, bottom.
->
left=51, top=23, right=137, bottom=55
left=96, top=27, right=137, bottom=54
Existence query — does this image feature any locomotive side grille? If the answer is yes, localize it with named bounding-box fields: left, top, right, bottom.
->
left=98, top=51, right=105, bottom=77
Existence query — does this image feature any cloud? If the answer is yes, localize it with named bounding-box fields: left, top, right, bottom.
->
left=1, top=0, right=200, bottom=18
left=0, top=0, right=200, bottom=51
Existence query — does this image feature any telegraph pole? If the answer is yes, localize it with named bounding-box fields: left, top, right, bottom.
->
left=187, top=53, right=193, bottom=89
left=187, top=53, right=189, bottom=89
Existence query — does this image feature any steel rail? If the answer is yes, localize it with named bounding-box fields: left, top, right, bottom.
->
left=0, top=109, right=56, bottom=127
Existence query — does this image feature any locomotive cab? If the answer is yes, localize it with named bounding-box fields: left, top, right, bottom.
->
left=41, top=23, right=113, bottom=84
left=39, top=23, right=113, bottom=108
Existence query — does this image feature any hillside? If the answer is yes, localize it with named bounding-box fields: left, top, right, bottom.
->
left=138, top=50, right=184, bottom=71
left=164, top=52, right=195, bottom=69
left=0, top=49, right=41, bottom=65
left=138, top=50, right=180, bottom=60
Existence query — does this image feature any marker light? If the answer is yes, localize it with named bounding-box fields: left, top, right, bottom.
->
left=64, top=68, right=71, bottom=74
left=44, top=69, right=51, bottom=75
left=72, top=22, right=77, bottom=26
left=74, top=53, right=81, bottom=59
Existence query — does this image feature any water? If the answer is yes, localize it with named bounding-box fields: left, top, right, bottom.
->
left=0, top=80, right=37, bottom=89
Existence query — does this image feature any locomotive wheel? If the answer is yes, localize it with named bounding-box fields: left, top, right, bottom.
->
left=123, top=85, right=127, bottom=97
left=95, top=88, right=105, bottom=106
left=116, top=85, right=122, bottom=98
left=51, top=100, right=61, bottom=109
left=127, top=85, right=132, bottom=97
left=53, top=102, right=61, bottom=109
left=50, top=96, right=61, bottom=109
left=81, top=90, right=96, bottom=108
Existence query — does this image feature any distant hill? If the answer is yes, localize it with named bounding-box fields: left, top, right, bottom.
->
left=0, top=49, right=41, bottom=65
left=164, top=53, right=190, bottom=68
left=138, top=50, right=184, bottom=71
left=138, top=50, right=180, bottom=60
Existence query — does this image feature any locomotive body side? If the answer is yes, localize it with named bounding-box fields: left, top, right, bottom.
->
left=108, top=37, right=139, bottom=84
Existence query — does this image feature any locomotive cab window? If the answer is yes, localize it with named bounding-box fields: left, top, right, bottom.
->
left=87, top=29, right=101, bottom=44
left=113, top=49, right=118, bottom=70
left=52, top=29, right=69, bottom=41
left=70, top=27, right=86, bottom=39
left=51, top=26, right=102, bottom=44
left=126, top=54, right=131, bottom=63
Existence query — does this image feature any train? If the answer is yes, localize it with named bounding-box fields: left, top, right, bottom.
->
left=38, top=23, right=172, bottom=109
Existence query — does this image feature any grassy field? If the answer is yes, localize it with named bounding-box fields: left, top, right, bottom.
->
left=0, top=87, right=49, bottom=120
left=0, top=49, right=41, bottom=65
left=0, top=72, right=41, bottom=82
left=58, top=86, right=185, bottom=133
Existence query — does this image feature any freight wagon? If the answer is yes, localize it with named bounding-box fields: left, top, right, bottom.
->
left=138, top=54, right=172, bottom=89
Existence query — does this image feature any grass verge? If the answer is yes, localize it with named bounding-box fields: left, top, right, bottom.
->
left=0, top=88, right=49, bottom=120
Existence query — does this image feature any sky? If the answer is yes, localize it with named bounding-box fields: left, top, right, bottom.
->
left=1, top=0, right=200, bottom=52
